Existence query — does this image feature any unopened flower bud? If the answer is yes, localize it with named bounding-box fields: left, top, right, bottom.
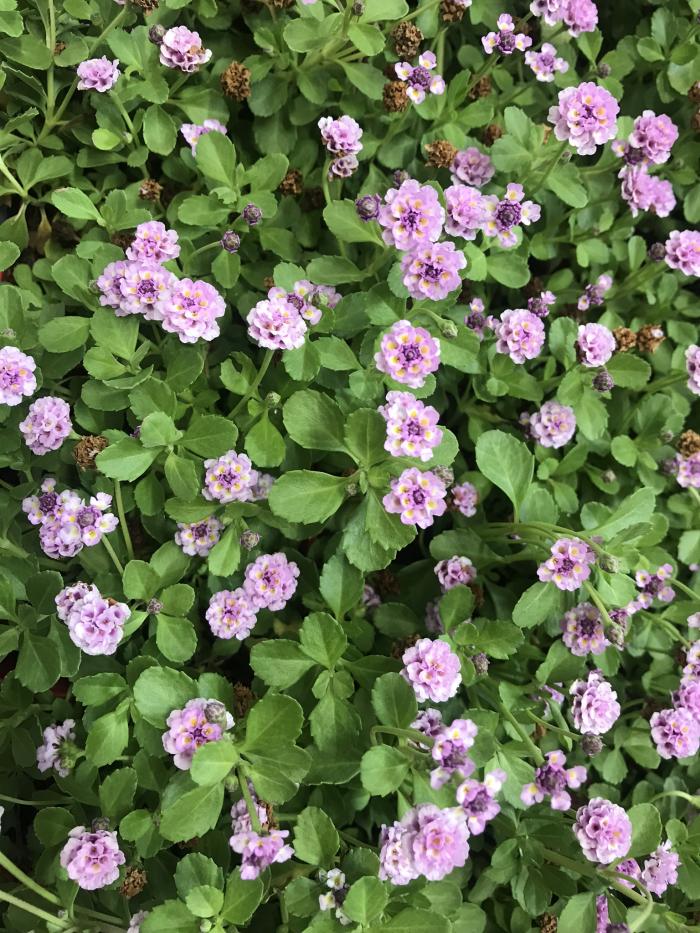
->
left=393, top=170, right=409, bottom=187
left=659, top=429, right=674, bottom=444
left=346, top=482, right=359, bottom=497
left=265, top=391, right=281, bottom=409
left=88, top=279, right=100, bottom=294
left=471, top=652, right=489, bottom=675
left=242, top=203, right=262, bottom=226
left=433, top=465, right=454, bottom=486
left=355, top=194, right=381, bottom=221
left=200, top=922, right=213, bottom=933
left=597, top=63, right=611, bottom=77
left=602, top=469, right=616, bottom=484
left=661, top=457, right=678, bottom=475
left=581, top=734, right=603, bottom=756
left=220, top=230, right=240, bottom=254
left=648, top=242, right=666, bottom=261
left=599, top=555, right=620, bottom=573
left=204, top=701, right=228, bottom=727
left=240, top=530, right=260, bottom=550
left=147, top=598, right=163, bottom=615
left=352, top=0, right=364, bottom=13
left=561, top=149, right=572, bottom=162
left=440, top=319, right=459, bottom=339
left=148, top=24, right=166, bottom=45
left=91, top=817, right=110, bottom=832
left=592, top=370, right=614, bottom=392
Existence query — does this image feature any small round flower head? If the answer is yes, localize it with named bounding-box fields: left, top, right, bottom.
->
left=77, top=57, right=120, bottom=92
left=249, top=473, right=274, bottom=502
left=0, top=346, right=37, bottom=406
left=161, top=279, right=226, bottom=344
left=42, top=493, right=119, bottom=558
left=538, top=537, right=596, bottom=591
left=451, top=482, right=478, bottom=517
left=128, top=912, right=149, bottom=933
left=428, top=717, right=478, bottom=788
left=525, top=42, right=568, bottom=82
left=318, top=115, right=363, bottom=155
left=402, top=637, right=461, bottom=702
left=37, top=719, right=77, bottom=778
left=96, top=260, right=130, bottom=310
left=642, top=842, right=680, bottom=896
left=356, top=194, right=382, bottom=221
left=159, top=26, right=212, bottom=72
left=482, top=14, right=533, bottom=55
left=19, top=397, right=72, bottom=455
left=665, top=230, right=700, bottom=277
left=528, top=400, right=577, bottom=449
left=620, top=166, right=676, bottom=218
left=630, top=564, right=675, bottom=611
left=569, top=669, right=620, bottom=735
left=60, top=826, right=125, bottom=890
left=126, top=221, right=180, bottom=264
left=206, top=589, right=258, bottom=640
left=22, top=477, right=72, bottom=526
left=163, top=697, right=233, bottom=770
left=401, top=241, right=467, bottom=301
left=450, top=147, right=494, bottom=188
left=530, top=0, right=563, bottom=25
left=247, top=292, right=308, bottom=351
left=527, top=290, right=557, bottom=319
left=55, top=582, right=99, bottom=622
left=118, top=261, right=176, bottom=319
left=378, top=179, right=444, bottom=250
left=650, top=707, right=700, bottom=759
left=576, top=323, right=616, bottom=368
left=395, top=52, right=445, bottom=105
left=328, top=155, right=359, bottom=179
left=548, top=82, right=619, bottom=155
left=378, top=391, right=443, bottom=461
left=375, top=320, right=440, bottom=388
left=675, top=452, right=700, bottom=489
left=435, top=556, right=476, bottom=592
left=561, top=0, right=598, bottom=35
left=242, top=203, right=262, bottom=226
left=481, top=184, right=540, bottom=248
left=615, top=859, right=641, bottom=890
left=521, top=749, right=587, bottom=810
left=577, top=273, right=613, bottom=311
left=379, top=804, right=469, bottom=885
left=230, top=828, right=294, bottom=880
left=244, top=552, right=300, bottom=611
left=445, top=185, right=486, bottom=240
left=686, top=345, right=700, bottom=395
left=203, top=450, right=258, bottom=504
left=457, top=769, right=506, bottom=833
left=493, top=309, right=545, bottom=364
left=688, top=612, right=700, bottom=630
left=574, top=797, right=632, bottom=864
left=683, top=641, right=700, bottom=683
left=175, top=517, right=222, bottom=557
left=180, top=119, right=228, bottom=154
left=66, top=594, right=129, bottom=656
left=561, top=603, right=609, bottom=657
left=628, top=111, right=678, bottom=165
left=362, top=584, right=381, bottom=611
left=383, top=468, right=447, bottom=529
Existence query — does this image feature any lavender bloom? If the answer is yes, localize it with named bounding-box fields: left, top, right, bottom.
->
left=395, top=52, right=445, bottom=105
left=0, top=346, right=37, bottom=405
left=482, top=14, right=532, bottom=55
left=688, top=612, right=700, bottom=629
left=464, top=298, right=489, bottom=339
left=642, top=842, right=680, bottom=896
left=630, top=564, right=675, bottom=612
left=620, top=167, right=676, bottom=218
left=457, top=769, right=506, bottom=833
left=268, top=281, right=323, bottom=325
left=561, top=0, right=598, bottom=35
left=60, top=828, right=125, bottom=891
left=616, top=858, right=642, bottom=889
left=175, top=517, right=222, bottom=557
left=577, top=273, right=613, bottom=311
left=249, top=473, right=274, bottom=502
left=379, top=804, right=470, bottom=885
left=247, top=293, right=308, bottom=351
left=570, top=670, right=620, bottom=735
left=126, top=221, right=180, bottom=264
left=429, top=717, right=478, bottom=788
left=203, top=450, right=258, bottom=503
left=23, top=477, right=79, bottom=527
left=161, top=279, right=226, bottom=344
left=163, top=697, right=233, bottom=770
left=64, top=592, right=130, bottom=656
left=356, top=194, right=381, bottom=221
left=650, top=707, right=700, bottom=759
left=180, top=119, right=228, bottom=154
left=445, top=185, right=486, bottom=240
left=527, top=400, right=577, bottom=449
left=118, top=261, right=176, bottom=319
left=362, top=584, right=381, bottom=610
left=682, top=642, right=700, bottom=683
left=577, top=323, right=616, bottom=368
left=686, top=345, right=700, bottom=395
left=76, top=57, right=120, bottom=92
left=19, top=397, right=72, bottom=455
left=96, top=260, right=130, bottom=310
left=231, top=790, right=269, bottom=838
left=450, top=148, right=494, bottom=188
left=537, top=537, right=596, bottom=591
left=452, top=482, right=479, bottom=517
left=665, top=230, right=700, bottom=277
left=628, top=111, right=679, bottom=165
left=525, top=43, right=568, bottom=82
left=521, top=750, right=587, bottom=810
left=548, top=82, right=619, bottom=155
left=677, top=452, right=700, bottom=489
left=36, top=719, right=77, bottom=778
left=574, top=798, right=632, bottom=864
left=383, top=468, right=447, bottom=529
left=206, top=589, right=258, bottom=640
left=318, top=115, right=363, bottom=156
left=561, top=603, right=609, bottom=656
left=435, top=556, right=476, bottom=592
left=378, top=179, right=444, bottom=250
left=375, top=320, right=440, bottom=388
left=527, top=290, right=557, bottom=319
left=402, top=637, right=461, bottom=702
left=26, top=485, right=119, bottom=560
left=493, top=309, right=545, bottom=364
left=231, top=828, right=294, bottom=880
left=401, top=241, right=467, bottom=301
left=481, top=184, right=540, bottom=248
left=530, top=0, right=563, bottom=25
left=378, top=391, right=443, bottom=461
left=243, top=552, right=299, bottom=611
left=159, top=26, right=212, bottom=72
left=596, top=895, right=608, bottom=933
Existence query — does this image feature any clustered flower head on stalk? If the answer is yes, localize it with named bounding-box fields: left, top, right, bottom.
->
left=434, top=555, right=476, bottom=592
left=378, top=391, right=443, bottom=461
left=243, top=552, right=299, bottom=611
left=664, top=230, right=700, bottom=277
left=492, top=308, right=546, bottom=364
left=230, top=794, right=294, bottom=879
left=614, top=111, right=679, bottom=166
left=450, top=147, right=494, bottom=188
left=206, top=588, right=258, bottom=640
left=383, top=467, right=448, bottom=528
left=19, top=396, right=72, bottom=455
left=318, top=869, right=350, bottom=925
left=527, top=290, right=557, bottom=319
left=445, top=185, right=486, bottom=240
left=451, top=481, right=479, bottom=517
left=127, top=221, right=180, bottom=263
left=642, top=842, right=681, bottom=896
left=175, top=516, right=222, bottom=556
left=531, top=0, right=599, bottom=36
left=686, top=345, right=700, bottom=395
left=76, top=57, right=120, bottom=92
left=395, top=52, right=445, bottom=104
left=537, top=537, right=596, bottom=591
left=247, top=280, right=332, bottom=351
left=0, top=345, right=37, bottom=406
left=159, top=26, right=212, bottom=72
left=569, top=669, right=621, bottom=735
left=651, top=706, right=700, bottom=760
left=674, top=451, right=700, bottom=489
left=464, top=297, right=489, bottom=339
left=577, top=273, right=613, bottom=311
left=36, top=719, right=77, bottom=778
left=481, top=184, right=541, bottom=248
left=56, top=582, right=130, bottom=656
left=456, top=769, right=506, bottom=833
left=379, top=803, right=470, bottom=884
left=574, top=797, right=632, bottom=864
left=525, top=43, right=568, bottom=82
left=401, top=240, right=467, bottom=300
left=627, top=564, right=675, bottom=613
left=482, top=14, right=532, bottom=55
left=23, top=477, right=119, bottom=559
left=523, top=400, right=577, bottom=449
left=576, top=323, right=616, bottom=368
left=162, top=697, right=234, bottom=769
left=60, top=826, right=125, bottom=890
left=619, top=166, right=676, bottom=218
left=318, top=114, right=363, bottom=178
left=180, top=119, right=227, bottom=153
left=375, top=320, right=441, bottom=388
left=548, top=82, right=619, bottom=155
left=203, top=450, right=258, bottom=503
left=402, top=637, right=461, bottom=702
left=378, top=179, right=444, bottom=250
left=521, top=750, right=587, bottom=809
left=560, top=602, right=609, bottom=657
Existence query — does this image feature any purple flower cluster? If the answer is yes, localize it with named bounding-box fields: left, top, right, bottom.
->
left=379, top=804, right=469, bottom=884
left=525, top=400, right=577, bottom=449
left=128, top=912, right=149, bottom=933
left=456, top=769, right=506, bottom=833
left=206, top=589, right=258, bottom=640
left=36, top=719, right=77, bottom=778
left=570, top=670, right=620, bottom=735
left=203, top=450, right=258, bottom=503
left=521, top=750, right=587, bottom=810
left=675, top=452, right=700, bottom=489
left=0, top=345, right=37, bottom=406
left=527, top=289, right=557, bottom=319
left=574, top=797, right=632, bottom=864
left=375, top=320, right=441, bottom=388
left=665, top=230, right=700, bottom=277
left=128, top=220, right=180, bottom=263
left=77, top=57, right=120, bottom=92
left=482, top=14, right=532, bottom=55
left=395, top=52, right=445, bottom=105
left=650, top=707, right=700, bottom=760
left=230, top=797, right=293, bottom=879
left=452, top=482, right=479, bottom=517
left=614, top=111, right=679, bottom=166
left=180, top=119, right=227, bottom=153
left=445, top=185, right=486, bottom=240
left=628, top=564, right=675, bottom=613
left=686, top=345, right=700, bottom=395
left=577, top=323, right=616, bottom=368
left=175, top=516, right=223, bottom=556
left=159, top=26, right=211, bottom=72
left=383, top=467, right=447, bottom=528
left=525, top=43, right=568, bottom=82
left=538, top=537, right=596, bottom=591
left=23, top=478, right=119, bottom=559
left=402, top=637, right=461, bottom=702
left=401, top=241, right=467, bottom=300
left=318, top=115, right=363, bottom=178
left=493, top=309, right=546, bottom=364
left=619, top=165, right=676, bottom=218
left=56, top=582, right=129, bottom=656
left=243, top=552, right=299, bottom=611
left=548, top=82, right=619, bottom=155
left=60, top=826, right=125, bottom=890
left=642, top=842, right=680, bottom=896
left=378, top=179, right=444, bottom=250
left=247, top=280, right=331, bottom=351
left=435, top=556, right=476, bottom=592
left=19, top=396, right=72, bottom=455
left=429, top=718, right=478, bottom=789
left=561, top=603, right=609, bottom=656
left=577, top=273, right=613, bottom=311
left=481, top=184, right=541, bottom=248
left=378, top=391, right=443, bottom=461
left=531, top=0, right=599, bottom=37
left=162, top=697, right=234, bottom=769
left=450, top=147, right=494, bottom=188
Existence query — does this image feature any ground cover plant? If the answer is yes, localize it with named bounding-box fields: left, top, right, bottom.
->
left=0, top=0, right=699, bottom=930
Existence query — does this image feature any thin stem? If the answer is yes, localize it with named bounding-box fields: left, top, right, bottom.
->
left=497, top=702, right=544, bottom=765
left=582, top=581, right=615, bottom=631
left=0, top=155, right=28, bottom=198
left=0, top=851, right=61, bottom=907
left=536, top=139, right=569, bottom=189
left=230, top=349, right=274, bottom=418
left=0, top=890, right=70, bottom=929
left=370, top=725, right=433, bottom=746
left=650, top=790, right=700, bottom=807
left=188, top=241, right=220, bottom=262
left=526, top=709, right=579, bottom=741
left=399, top=0, right=441, bottom=23
left=113, top=481, right=134, bottom=562
left=669, top=577, right=698, bottom=602
left=638, top=372, right=685, bottom=394
left=238, top=768, right=263, bottom=833
left=101, top=534, right=125, bottom=575
left=0, top=794, right=67, bottom=807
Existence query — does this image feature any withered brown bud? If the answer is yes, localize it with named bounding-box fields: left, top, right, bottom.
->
left=383, top=80, right=409, bottom=113
left=120, top=866, right=148, bottom=898
left=613, top=326, right=637, bottom=353
left=391, top=22, right=423, bottom=59
left=138, top=179, right=162, bottom=202
left=678, top=430, right=700, bottom=459
left=468, top=76, right=492, bottom=100
left=636, top=323, right=665, bottom=354
left=220, top=62, right=251, bottom=101
left=278, top=169, right=303, bottom=197
left=74, top=435, right=108, bottom=470
left=482, top=124, right=503, bottom=146
left=440, top=0, right=466, bottom=22
left=425, top=139, right=458, bottom=168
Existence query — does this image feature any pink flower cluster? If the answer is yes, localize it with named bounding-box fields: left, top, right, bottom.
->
left=60, top=826, right=125, bottom=890
left=548, top=82, right=619, bottom=155
left=180, top=119, right=227, bottom=154
left=493, top=309, right=546, bottom=364
left=247, top=280, right=332, bottom=350
left=577, top=323, right=616, bottom=368
left=36, top=719, right=77, bottom=778
left=159, top=26, right=211, bottom=72
left=675, top=451, right=700, bottom=489
left=665, top=230, right=700, bottom=277
left=521, top=750, right=587, bottom=809
left=23, top=477, right=119, bottom=559
left=19, top=396, right=72, bottom=454
left=450, top=147, right=494, bottom=188
left=574, top=797, right=631, bottom=864
left=162, top=697, right=234, bottom=770
left=378, top=179, right=444, bottom=250
left=457, top=769, right=506, bottom=834
left=435, top=555, right=476, bottom=592
left=175, top=517, right=222, bottom=556
left=395, top=52, right=445, bottom=105
left=56, top=582, right=129, bottom=656
left=0, top=345, right=37, bottom=406
left=525, top=43, right=568, bottom=82
left=525, top=400, right=577, bottom=449
left=379, top=803, right=469, bottom=884
left=481, top=184, right=541, bottom=248
left=378, top=391, right=443, bottom=461
left=401, top=241, right=467, bottom=300
left=230, top=794, right=294, bottom=879
left=569, top=669, right=620, bottom=735
left=77, top=56, right=120, bottom=92
left=203, top=450, right=258, bottom=503
left=561, top=602, right=609, bottom=656
left=243, top=552, right=299, bottom=611
left=452, top=481, right=479, bottom=517
left=577, top=273, right=612, bottom=311
left=206, top=589, right=258, bottom=640
left=383, top=467, right=447, bottom=528
left=619, top=166, right=676, bottom=218
left=375, top=320, right=441, bottom=388
left=537, top=537, right=596, bottom=591
left=402, top=637, right=461, bottom=702
left=318, top=115, right=363, bottom=178
left=414, top=711, right=478, bottom=789
left=686, top=345, right=700, bottom=395
left=627, top=564, right=675, bottom=613
left=531, top=0, right=599, bottom=36
left=482, top=14, right=532, bottom=55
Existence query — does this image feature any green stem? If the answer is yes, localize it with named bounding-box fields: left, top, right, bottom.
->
left=114, top=481, right=134, bottom=562
left=101, top=534, right=125, bottom=575
left=230, top=349, right=275, bottom=418
left=370, top=725, right=433, bottom=746
left=0, top=890, right=70, bottom=929
left=399, top=0, right=441, bottom=23
left=497, top=702, right=544, bottom=765
left=638, top=372, right=685, bottom=394
left=536, top=139, right=569, bottom=189
left=238, top=768, right=263, bottom=834
left=650, top=790, right=700, bottom=807
left=0, top=794, right=67, bottom=807
left=669, top=577, right=698, bottom=602
left=0, top=851, right=61, bottom=908
left=111, top=94, right=138, bottom=139
left=339, top=828, right=376, bottom=850
left=582, top=581, right=614, bottom=631
left=0, top=155, right=28, bottom=198
left=526, top=709, right=579, bottom=741
left=188, top=241, right=221, bottom=262
left=45, top=0, right=57, bottom=123
left=321, top=158, right=333, bottom=208
left=542, top=847, right=648, bottom=907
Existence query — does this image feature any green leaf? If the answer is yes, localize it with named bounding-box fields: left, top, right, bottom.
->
left=222, top=870, right=264, bottom=924
left=323, top=200, right=381, bottom=244
left=244, top=693, right=304, bottom=752
left=140, top=412, right=182, bottom=448
left=283, top=389, right=346, bottom=451
left=16, top=633, right=61, bottom=692
left=123, top=559, right=160, bottom=600
left=195, top=130, right=237, bottom=186
left=156, top=615, right=197, bottom=663
left=190, top=741, right=239, bottom=786
left=141, top=901, right=198, bottom=933
left=546, top=163, right=588, bottom=208
left=90, top=306, right=139, bottom=360
left=159, top=783, right=225, bottom=842
left=343, top=877, right=388, bottom=924
left=293, top=806, right=340, bottom=867
left=344, top=409, right=386, bottom=467
left=513, top=584, right=561, bottom=630
left=245, top=743, right=310, bottom=803
left=606, top=354, right=651, bottom=389
left=628, top=803, right=662, bottom=857
left=164, top=453, right=200, bottom=501
left=73, top=673, right=128, bottom=706
left=207, top=524, right=241, bottom=577
left=133, top=666, right=197, bottom=727
left=371, top=673, right=417, bottom=728
left=299, top=612, right=347, bottom=668
left=186, top=885, right=224, bottom=919
left=557, top=893, right=597, bottom=933
left=143, top=104, right=177, bottom=156
left=99, top=767, right=137, bottom=821
left=85, top=705, right=130, bottom=767
left=250, top=639, right=317, bottom=688
left=51, top=187, right=104, bottom=224
left=268, top=471, right=347, bottom=523
left=34, top=808, right=75, bottom=847
left=181, top=415, right=238, bottom=457
left=319, top=552, right=364, bottom=619
left=439, top=584, right=475, bottom=632
left=368, top=909, right=450, bottom=932
left=487, top=253, right=530, bottom=287
left=175, top=853, right=224, bottom=899
left=244, top=153, right=288, bottom=190
left=38, top=316, right=90, bottom=352
left=95, top=438, right=159, bottom=481
left=475, top=430, right=534, bottom=512
left=360, top=745, right=409, bottom=796
left=0, top=241, right=19, bottom=271
left=244, top=413, right=285, bottom=467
